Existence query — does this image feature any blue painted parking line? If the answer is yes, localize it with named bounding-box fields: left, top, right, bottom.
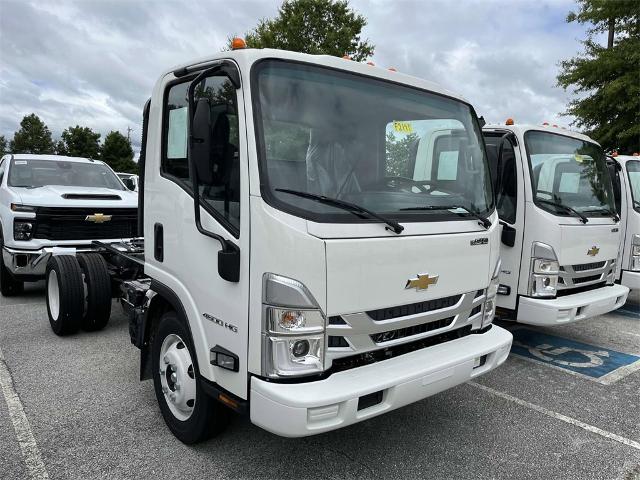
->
left=511, top=328, right=640, bottom=381
left=613, top=303, right=639, bottom=319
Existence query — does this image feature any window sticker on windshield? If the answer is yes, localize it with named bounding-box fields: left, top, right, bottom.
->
left=15, top=160, right=27, bottom=165
left=559, top=172, right=581, bottom=193
left=167, top=107, right=188, bottom=159
left=393, top=121, right=413, bottom=134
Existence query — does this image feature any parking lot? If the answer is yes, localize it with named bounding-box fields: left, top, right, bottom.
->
left=1, top=285, right=639, bottom=480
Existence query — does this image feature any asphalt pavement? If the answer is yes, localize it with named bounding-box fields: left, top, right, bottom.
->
left=1, top=283, right=639, bottom=480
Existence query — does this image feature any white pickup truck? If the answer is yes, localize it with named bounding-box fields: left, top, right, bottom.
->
left=0, top=154, right=138, bottom=296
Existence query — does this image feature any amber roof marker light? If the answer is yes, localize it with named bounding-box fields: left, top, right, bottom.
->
left=505, top=118, right=514, bottom=126
left=231, top=37, right=247, bottom=50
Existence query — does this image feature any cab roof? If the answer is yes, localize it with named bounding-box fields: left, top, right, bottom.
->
left=162, top=48, right=469, bottom=105
left=483, top=123, right=598, bottom=145
left=8, top=154, right=104, bottom=164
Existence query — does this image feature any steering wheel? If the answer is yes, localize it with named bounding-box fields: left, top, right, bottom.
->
left=372, top=176, right=458, bottom=195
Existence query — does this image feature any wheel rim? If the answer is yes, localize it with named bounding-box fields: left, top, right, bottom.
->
left=159, top=334, right=196, bottom=421
left=47, top=270, right=60, bottom=321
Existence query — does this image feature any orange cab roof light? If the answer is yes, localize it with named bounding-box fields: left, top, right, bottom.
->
left=342, top=55, right=352, bottom=60
left=505, top=118, right=514, bottom=126
left=612, top=151, right=618, bottom=157
left=367, top=61, right=375, bottom=66
left=633, top=152, right=639, bottom=156
left=542, top=122, right=549, bottom=126
left=231, top=37, right=247, bottom=50
left=388, top=67, right=397, bottom=72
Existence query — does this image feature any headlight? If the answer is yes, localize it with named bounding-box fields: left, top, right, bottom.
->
left=10, top=203, right=36, bottom=213
left=482, top=260, right=500, bottom=328
left=13, top=220, right=34, bottom=241
left=632, top=235, right=640, bottom=271
left=529, top=242, right=559, bottom=298
left=262, top=274, right=325, bottom=378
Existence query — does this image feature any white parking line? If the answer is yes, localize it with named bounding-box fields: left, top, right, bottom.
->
left=468, top=381, right=640, bottom=451
left=0, top=346, right=49, bottom=479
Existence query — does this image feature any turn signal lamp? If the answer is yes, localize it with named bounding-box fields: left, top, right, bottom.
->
left=231, top=37, right=246, bottom=50
left=505, top=118, right=514, bottom=125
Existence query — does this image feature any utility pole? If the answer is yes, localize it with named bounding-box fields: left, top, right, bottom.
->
left=126, top=126, right=133, bottom=141
left=607, top=17, right=615, bottom=49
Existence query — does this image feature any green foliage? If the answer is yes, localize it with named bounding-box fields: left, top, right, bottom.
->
left=101, top=131, right=137, bottom=173
left=385, top=132, right=419, bottom=177
left=59, top=125, right=101, bottom=159
left=557, top=0, right=640, bottom=153
left=9, top=114, right=55, bottom=154
left=0, top=135, right=7, bottom=155
left=235, top=0, right=374, bottom=61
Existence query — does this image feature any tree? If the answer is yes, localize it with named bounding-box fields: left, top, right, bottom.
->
left=59, top=125, right=101, bottom=159
left=0, top=135, right=7, bottom=155
left=234, top=0, right=374, bottom=61
left=101, top=131, right=137, bottom=173
left=557, top=0, right=639, bottom=153
left=385, top=131, right=419, bottom=177
left=9, top=114, right=55, bottom=154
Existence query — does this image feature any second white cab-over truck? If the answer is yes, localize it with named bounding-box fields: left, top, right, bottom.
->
left=42, top=45, right=513, bottom=443
left=482, top=123, right=629, bottom=326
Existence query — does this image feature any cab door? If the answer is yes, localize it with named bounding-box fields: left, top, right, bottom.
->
left=144, top=64, right=250, bottom=399
left=483, top=132, right=526, bottom=311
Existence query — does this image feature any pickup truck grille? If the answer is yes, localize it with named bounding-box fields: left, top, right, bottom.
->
left=326, top=289, right=485, bottom=369
left=32, top=207, right=137, bottom=241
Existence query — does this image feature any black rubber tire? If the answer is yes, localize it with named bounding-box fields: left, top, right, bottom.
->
left=77, top=253, right=111, bottom=331
left=0, top=236, right=24, bottom=297
left=152, top=311, right=229, bottom=444
left=45, top=255, right=84, bottom=336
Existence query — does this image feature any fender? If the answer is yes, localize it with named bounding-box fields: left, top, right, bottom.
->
left=139, top=279, right=200, bottom=380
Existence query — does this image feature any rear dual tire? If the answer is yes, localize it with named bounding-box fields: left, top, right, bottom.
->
left=45, top=254, right=111, bottom=336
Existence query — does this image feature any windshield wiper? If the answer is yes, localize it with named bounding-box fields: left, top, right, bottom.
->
left=400, top=205, right=491, bottom=229
left=583, top=207, right=619, bottom=222
left=537, top=199, right=588, bottom=224
left=275, top=188, right=404, bottom=234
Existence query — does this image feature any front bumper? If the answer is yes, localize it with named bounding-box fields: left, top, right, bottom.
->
left=250, top=326, right=512, bottom=437
left=516, top=284, right=629, bottom=326
left=621, top=270, right=640, bottom=290
left=2, top=245, right=96, bottom=277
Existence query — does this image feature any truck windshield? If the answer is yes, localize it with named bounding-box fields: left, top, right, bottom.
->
left=252, top=60, right=493, bottom=224
left=627, top=160, right=640, bottom=211
left=524, top=131, right=614, bottom=218
left=8, top=159, right=124, bottom=190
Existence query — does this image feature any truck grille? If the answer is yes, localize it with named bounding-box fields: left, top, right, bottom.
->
left=557, top=259, right=614, bottom=294
left=326, top=289, right=485, bottom=370
left=32, top=207, right=137, bottom=241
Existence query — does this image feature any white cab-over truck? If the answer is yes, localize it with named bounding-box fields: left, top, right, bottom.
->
left=607, top=154, right=640, bottom=289
left=0, top=154, right=137, bottom=298
left=42, top=46, right=512, bottom=443
left=482, top=123, right=629, bottom=326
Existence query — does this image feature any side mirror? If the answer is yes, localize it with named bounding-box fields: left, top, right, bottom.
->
left=218, top=242, right=240, bottom=282
left=191, top=97, right=215, bottom=186
left=501, top=222, right=516, bottom=247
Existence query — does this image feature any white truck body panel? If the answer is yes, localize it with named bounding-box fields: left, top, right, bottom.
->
left=612, top=155, right=640, bottom=289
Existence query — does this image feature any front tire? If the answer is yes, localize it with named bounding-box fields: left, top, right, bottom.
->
left=0, top=236, right=24, bottom=296
left=45, top=255, right=84, bottom=336
left=152, top=311, right=229, bottom=444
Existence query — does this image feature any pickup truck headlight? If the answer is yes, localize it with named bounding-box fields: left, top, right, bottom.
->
left=261, top=274, right=325, bottom=378
left=529, top=242, right=559, bottom=298
left=13, top=220, right=34, bottom=241
left=482, top=260, right=500, bottom=328
left=10, top=203, right=36, bottom=213
left=632, top=235, right=640, bottom=272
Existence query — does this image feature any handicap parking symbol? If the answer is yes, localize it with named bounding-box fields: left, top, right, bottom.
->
left=510, top=328, right=640, bottom=380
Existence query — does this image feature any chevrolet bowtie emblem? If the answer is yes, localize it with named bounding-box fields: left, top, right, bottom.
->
left=587, top=246, right=600, bottom=257
left=405, top=273, right=439, bottom=291
left=85, top=213, right=112, bottom=224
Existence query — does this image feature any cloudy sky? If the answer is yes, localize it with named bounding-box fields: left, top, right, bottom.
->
left=0, top=0, right=598, bottom=154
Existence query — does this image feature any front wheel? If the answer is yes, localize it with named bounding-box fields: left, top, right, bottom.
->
left=151, top=311, right=229, bottom=444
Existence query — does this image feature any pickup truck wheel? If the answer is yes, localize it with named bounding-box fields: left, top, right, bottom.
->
left=77, top=254, right=111, bottom=331
left=152, top=311, right=229, bottom=444
left=0, top=238, right=24, bottom=296
left=45, top=255, right=84, bottom=336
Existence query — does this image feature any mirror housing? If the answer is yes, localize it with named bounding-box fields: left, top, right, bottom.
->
left=218, top=242, right=240, bottom=283
left=191, top=97, right=215, bottom=186
left=501, top=222, right=516, bottom=247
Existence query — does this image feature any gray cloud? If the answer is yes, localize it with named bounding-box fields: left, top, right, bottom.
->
left=0, top=0, right=591, bottom=154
